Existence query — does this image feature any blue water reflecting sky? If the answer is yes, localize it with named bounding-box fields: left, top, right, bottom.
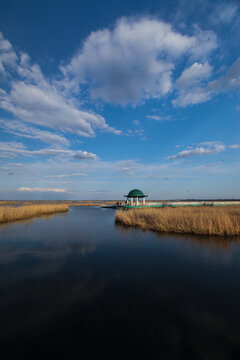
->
left=0, top=207, right=240, bottom=359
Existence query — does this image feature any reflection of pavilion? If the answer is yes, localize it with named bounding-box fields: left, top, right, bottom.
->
left=124, top=189, right=148, bottom=207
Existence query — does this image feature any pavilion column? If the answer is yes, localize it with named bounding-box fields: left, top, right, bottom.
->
left=131, top=198, right=133, bottom=206
left=143, top=197, right=145, bottom=206
left=136, top=197, right=139, bottom=206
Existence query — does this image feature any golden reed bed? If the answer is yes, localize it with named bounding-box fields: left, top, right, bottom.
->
left=115, top=206, right=240, bottom=236
left=0, top=204, right=69, bottom=224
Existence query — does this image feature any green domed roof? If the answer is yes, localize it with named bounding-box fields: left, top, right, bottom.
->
left=125, top=189, right=147, bottom=198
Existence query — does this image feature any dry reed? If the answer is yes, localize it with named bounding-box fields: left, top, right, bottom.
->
left=115, top=206, right=240, bottom=236
left=0, top=204, right=69, bottom=224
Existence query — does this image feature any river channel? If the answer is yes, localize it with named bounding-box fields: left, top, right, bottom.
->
left=0, top=206, right=240, bottom=359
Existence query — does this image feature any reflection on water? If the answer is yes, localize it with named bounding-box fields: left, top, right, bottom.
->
left=0, top=206, right=240, bottom=359
left=0, top=211, right=69, bottom=231
left=115, top=222, right=239, bottom=250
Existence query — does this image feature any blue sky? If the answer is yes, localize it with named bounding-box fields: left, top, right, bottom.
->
left=0, top=0, right=239, bottom=200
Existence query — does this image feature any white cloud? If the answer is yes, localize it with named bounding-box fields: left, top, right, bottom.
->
left=0, top=141, right=26, bottom=158
left=0, top=119, right=70, bottom=146
left=173, top=58, right=240, bottom=107
left=45, top=173, right=86, bottom=179
left=18, top=187, right=66, bottom=193
left=147, top=115, right=171, bottom=121
left=229, top=144, right=240, bottom=149
left=0, top=32, right=120, bottom=137
left=73, top=151, right=97, bottom=160
left=207, top=58, right=240, bottom=92
left=169, top=142, right=226, bottom=159
left=0, top=32, right=18, bottom=74
left=1, top=152, right=239, bottom=199
left=0, top=81, right=112, bottom=137
left=120, top=167, right=134, bottom=176
left=88, top=190, right=108, bottom=195
left=61, top=17, right=217, bottom=105
left=176, top=62, right=212, bottom=89
left=118, top=160, right=137, bottom=176
left=213, top=3, right=239, bottom=23
left=0, top=141, right=97, bottom=160
left=190, top=25, right=217, bottom=60
left=9, top=162, right=24, bottom=167
left=173, top=87, right=212, bottom=107
left=133, top=119, right=140, bottom=126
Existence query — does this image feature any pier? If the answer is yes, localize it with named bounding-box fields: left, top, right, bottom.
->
left=102, top=189, right=240, bottom=209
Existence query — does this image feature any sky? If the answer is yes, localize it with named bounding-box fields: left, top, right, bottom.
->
left=0, top=0, right=239, bottom=200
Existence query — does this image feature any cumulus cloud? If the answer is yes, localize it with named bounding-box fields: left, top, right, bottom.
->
left=18, top=187, right=66, bottom=193
left=176, top=62, right=212, bottom=89
left=61, top=17, right=217, bottom=105
left=0, top=32, right=120, bottom=137
left=168, top=142, right=226, bottom=159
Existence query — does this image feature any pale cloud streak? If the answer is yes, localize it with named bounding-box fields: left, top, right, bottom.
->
left=45, top=173, right=86, bottom=179
left=18, top=187, right=66, bottom=193
left=0, top=119, right=70, bottom=146
left=0, top=141, right=97, bottom=160
left=168, top=142, right=226, bottom=159
left=212, top=2, right=239, bottom=24
left=0, top=32, right=18, bottom=73
left=229, top=144, right=240, bottom=149
left=147, top=115, right=171, bottom=121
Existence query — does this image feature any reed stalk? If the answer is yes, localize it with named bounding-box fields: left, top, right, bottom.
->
left=115, top=206, right=240, bottom=236
left=0, top=204, right=69, bottom=224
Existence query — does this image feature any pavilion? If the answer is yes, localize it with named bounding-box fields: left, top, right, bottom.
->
left=124, top=189, right=148, bottom=207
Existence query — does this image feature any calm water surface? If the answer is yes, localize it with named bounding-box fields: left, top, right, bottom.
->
left=0, top=206, right=240, bottom=359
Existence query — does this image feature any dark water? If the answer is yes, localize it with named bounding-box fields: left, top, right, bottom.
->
left=1, top=207, right=240, bottom=359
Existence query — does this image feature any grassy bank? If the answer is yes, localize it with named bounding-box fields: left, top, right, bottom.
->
left=115, top=206, right=240, bottom=236
left=0, top=204, right=69, bottom=224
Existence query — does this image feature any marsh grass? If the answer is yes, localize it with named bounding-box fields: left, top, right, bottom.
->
left=115, top=206, right=240, bottom=236
left=0, top=204, right=69, bottom=224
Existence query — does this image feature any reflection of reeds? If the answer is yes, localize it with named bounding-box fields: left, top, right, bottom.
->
left=0, top=204, right=69, bottom=224
left=115, top=206, right=240, bottom=236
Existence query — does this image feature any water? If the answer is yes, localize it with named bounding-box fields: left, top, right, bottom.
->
left=0, top=206, right=240, bottom=359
